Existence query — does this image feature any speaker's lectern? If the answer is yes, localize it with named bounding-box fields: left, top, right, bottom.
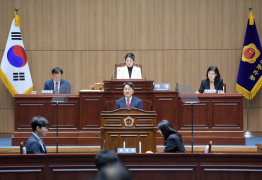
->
left=100, top=108, right=157, bottom=153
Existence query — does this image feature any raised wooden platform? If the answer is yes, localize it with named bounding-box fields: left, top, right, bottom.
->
left=12, top=130, right=245, bottom=146
left=0, top=146, right=257, bottom=154
left=13, top=92, right=245, bottom=146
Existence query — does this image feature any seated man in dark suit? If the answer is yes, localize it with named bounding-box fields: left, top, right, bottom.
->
left=44, top=67, right=70, bottom=94
left=114, top=82, right=143, bottom=110
left=26, top=116, right=49, bottom=154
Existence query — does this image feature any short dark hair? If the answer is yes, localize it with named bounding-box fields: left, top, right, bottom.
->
left=94, top=149, right=119, bottom=170
left=96, top=162, right=132, bottom=180
left=122, top=82, right=134, bottom=90
left=30, top=116, right=49, bottom=131
left=157, top=120, right=183, bottom=144
left=206, top=66, right=220, bottom=82
left=125, top=53, right=135, bottom=61
left=52, top=67, right=63, bottom=75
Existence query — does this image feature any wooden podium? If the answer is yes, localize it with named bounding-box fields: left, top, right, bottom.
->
left=100, top=108, right=157, bottom=153
left=103, top=79, right=154, bottom=92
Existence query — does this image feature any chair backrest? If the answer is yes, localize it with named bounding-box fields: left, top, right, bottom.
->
left=205, top=141, right=212, bottom=153
left=20, top=141, right=27, bottom=154
left=114, top=63, right=142, bottom=79
left=223, top=84, right=226, bottom=93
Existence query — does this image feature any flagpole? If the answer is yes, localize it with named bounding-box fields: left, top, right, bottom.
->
left=244, top=99, right=254, bottom=138
left=243, top=7, right=256, bottom=138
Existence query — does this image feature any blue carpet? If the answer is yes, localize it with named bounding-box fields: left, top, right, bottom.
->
left=245, top=136, right=262, bottom=146
left=1, top=137, right=262, bottom=148
left=0, top=138, right=12, bottom=147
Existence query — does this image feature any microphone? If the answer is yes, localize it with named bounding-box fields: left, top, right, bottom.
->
left=105, top=100, right=126, bottom=111
left=95, top=134, right=117, bottom=152
left=142, top=100, right=153, bottom=111
left=105, top=100, right=117, bottom=111
left=134, top=58, right=146, bottom=81
left=111, top=56, right=125, bottom=80
left=175, top=83, right=179, bottom=92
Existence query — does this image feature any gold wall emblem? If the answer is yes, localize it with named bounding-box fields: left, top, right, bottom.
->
left=124, top=116, right=134, bottom=127
left=242, top=43, right=260, bottom=64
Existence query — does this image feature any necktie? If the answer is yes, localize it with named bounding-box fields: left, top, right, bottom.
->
left=127, top=98, right=130, bottom=109
left=55, top=82, right=58, bottom=94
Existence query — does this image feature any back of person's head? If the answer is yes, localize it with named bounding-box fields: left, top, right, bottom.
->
left=52, top=67, right=63, bottom=75
left=122, top=82, right=135, bottom=90
left=96, top=162, right=132, bottom=180
left=206, top=65, right=220, bottom=81
left=94, top=149, right=119, bottom=170
left=31, top=116, right=49, bottom=131
left=125, top=53, right=135, bottom=61
left=157, top=119, right=183, bottom=144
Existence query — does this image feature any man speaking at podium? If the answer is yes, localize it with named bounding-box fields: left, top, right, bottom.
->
left=115, top=82, right=143, bottom=110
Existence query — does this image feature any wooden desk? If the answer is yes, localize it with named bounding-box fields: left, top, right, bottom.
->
left=1, top=153, right=262, bottom=180
left=178, top=93, right=244, bottom=145
left=13, top=93, right=244, bottom=146
left=103, top=79, right=154, bottom=91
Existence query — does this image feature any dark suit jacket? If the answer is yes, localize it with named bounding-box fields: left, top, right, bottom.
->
left=114, top=96, right=143, bottom=110
left=44, top=79, right=70, bottom=94
left=157, top=134, right=186, bottom=153
left=198, top=79, right=223, bottom=93
left=26, top=134, right=47, bottom=154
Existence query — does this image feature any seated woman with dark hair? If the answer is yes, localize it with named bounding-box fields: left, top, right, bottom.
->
left=196, top=66, right=223, bottom=94
left=117, top=53, right=142, bottom=79
left=157, top=120, right=186, bottom=153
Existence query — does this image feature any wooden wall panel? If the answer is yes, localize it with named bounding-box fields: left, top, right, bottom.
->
left=0, top=74, right=14, bottom=108
left=18, top=50, right=247, bottom=95
left=0, top=109, right=14, bottom=133
left=243, top=107, right=262, bottom=132
left=0, top=0, right=262, bottom=135
left=1, top=0, right=262, bottom=51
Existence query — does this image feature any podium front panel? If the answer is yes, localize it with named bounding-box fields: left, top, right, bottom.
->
left=101, top=109, right=157, bottom=152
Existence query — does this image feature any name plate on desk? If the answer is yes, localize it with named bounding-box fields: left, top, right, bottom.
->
left=117, top=148, right=136, bottom=154
left=41, top=90, right=54, bottom=94
left=204, top=89, right=217, bottom=94
left=154, top=83, right=170, bottom=91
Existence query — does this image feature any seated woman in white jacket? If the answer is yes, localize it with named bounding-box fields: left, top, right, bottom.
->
left=117, top=53, right=142, bottom=79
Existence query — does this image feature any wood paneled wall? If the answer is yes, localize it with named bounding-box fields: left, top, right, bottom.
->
left=0, top=0, right=262, bottom=136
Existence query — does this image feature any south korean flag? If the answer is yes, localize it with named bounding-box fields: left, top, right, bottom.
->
left=0, top=17, right=33, bottom=97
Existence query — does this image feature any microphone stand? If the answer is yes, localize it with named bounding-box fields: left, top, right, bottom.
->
left=105, top=100, right=117, bottom=111
left=95, top=134, right=117, bottom=152
left=56, top=102, right=59, bottom=153
left=142, top=100, right=153, bottom=111
left=134, top=58, right=146, bottom=81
